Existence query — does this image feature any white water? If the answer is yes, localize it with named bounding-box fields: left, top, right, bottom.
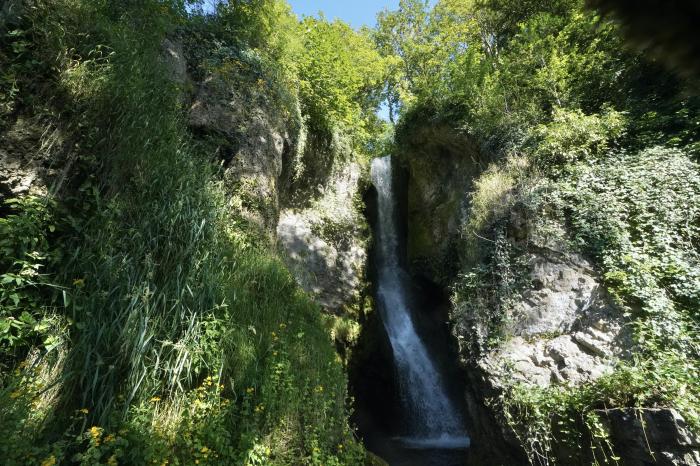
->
left=371, top=156, right=469, bottom=448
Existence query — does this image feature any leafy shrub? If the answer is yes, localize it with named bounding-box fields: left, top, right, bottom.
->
left=560, top=147, right=700, bottom=339
left=529, top=106, right=626, bottom=166
left=0, top=197, right=61, bottom=363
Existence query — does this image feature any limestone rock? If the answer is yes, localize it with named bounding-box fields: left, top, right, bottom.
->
left=277, top=162, right=368, bottom=314
left=188, top=73, right=288, bottom=237
left=513, top=253, right=610, bottom=336
left=0, top=117, right=69, bottom=202
left=599, top=408, right=700, bottom=465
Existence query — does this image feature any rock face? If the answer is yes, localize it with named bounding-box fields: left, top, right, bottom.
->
left=177, top=39, right=370, bottom=315
left=277, top=161, right=369, bottom=315
left=479, top=250, right=629, bottom=389
left=0, top=117, right=70, bottom=203
left=398, top=123, right=489, bottom=286
left=188, top=74, right=289, bottom=238
left=600, top=408, right=700, bottom=466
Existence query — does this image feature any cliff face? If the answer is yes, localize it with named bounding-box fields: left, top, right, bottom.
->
left=277, top=161, right=369, bottom=316
left=1, top=36, right=371, bottom=328
left=187, top=56, right=289, bottom=240
left=397, top=122, right=487, bottom=287
left=399, top=121, right=700, bottom=465
left=176, top=40, right=371, bottom=320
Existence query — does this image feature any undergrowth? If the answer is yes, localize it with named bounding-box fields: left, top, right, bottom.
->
left=451, top=120, right=700, bottom=464
left=0, top=1, right=364, bottom=464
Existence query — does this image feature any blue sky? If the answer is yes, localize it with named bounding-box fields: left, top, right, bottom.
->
left=287, top=0, right=401, bottom=29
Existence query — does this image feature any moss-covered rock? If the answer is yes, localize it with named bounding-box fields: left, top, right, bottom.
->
left=397, top=119, right=489, bottom=287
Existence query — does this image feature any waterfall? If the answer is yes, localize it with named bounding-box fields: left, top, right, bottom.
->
left=371, top=156, right=470, bottom=448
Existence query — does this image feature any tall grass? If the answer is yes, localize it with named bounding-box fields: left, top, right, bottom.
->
left=1, top=1, right=362, bottom=463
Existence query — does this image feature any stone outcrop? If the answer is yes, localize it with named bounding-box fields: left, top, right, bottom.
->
left=398, top=123, right=489, bottom=286
left=277, top=161, right=369, bottom=315
left=600, top=408, right=700, bottom=466
left=188, top=73, right=289, bottom=238
left=480, top=250, right=629, bottom=389
left=0, top=117, right=71, bottom=203
left=175, top=39, right=370, bottom=315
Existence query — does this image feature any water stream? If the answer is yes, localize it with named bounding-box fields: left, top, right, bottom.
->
left=370, top=156, right=470, bottom=458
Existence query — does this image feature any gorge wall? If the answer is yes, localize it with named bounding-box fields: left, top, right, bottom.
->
left=175, top=38, right=373, bottom=339
left=396, top=118, right=700, bottom=466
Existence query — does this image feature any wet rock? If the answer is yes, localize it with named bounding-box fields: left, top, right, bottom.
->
left=399, top=123, right=488, bottom=286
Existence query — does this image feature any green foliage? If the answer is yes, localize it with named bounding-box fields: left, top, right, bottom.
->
left=1, top=0, right=366, bottom=463
left=559, top=147, right=700, bottom=344
left=452, top=232, right=530, bottom=355
left=297, top=17, right=387, bottom=148
left=501, top=351, right=700, bottom=465
left=0, top=197, right=61, bottom=362
left=374, top=0, right=486, bottom=118
left=529, top=106, right=626, bottom=166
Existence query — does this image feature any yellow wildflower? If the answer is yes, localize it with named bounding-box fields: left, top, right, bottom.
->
left=150, top=396, right=161, bottom=403
left=79, top=408, right=89, bottom=414
left=73, top=278, right=85, bottom=288
left=105, top=434, right=115, bottom=443
left=107, top=455, right=118, bottom=466
left=201, top=447, right=209, bottom=454
left=246, top=387, right=254, bottom=394
left=40, top=455, right=56, bottom=466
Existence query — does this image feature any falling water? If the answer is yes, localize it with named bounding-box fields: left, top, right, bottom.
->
left=371, top=156, right=470, bottom=449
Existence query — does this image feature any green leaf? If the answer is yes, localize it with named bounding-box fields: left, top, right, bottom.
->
left=19, top=311, right=35, bottom=324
